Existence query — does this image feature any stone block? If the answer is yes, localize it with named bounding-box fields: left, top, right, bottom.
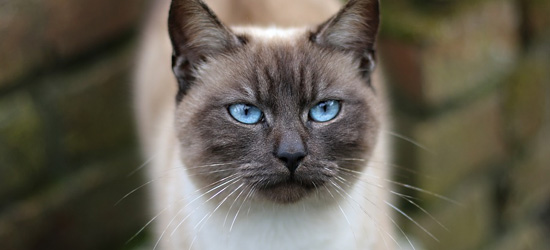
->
left=37, top=44, right=137, bottom=165
left=0, top=0, right=48, bottom=89
left=502, top=44, right=550, bottom=148
left=0, top=91, right=47, bottom=206
left=501, top=42, right=550, bottom=229
left=0, top=0, right=144, bottom=89
left=380, top=0, right=519, bottom=108
left=42, top=0, right=144, bottom=58
left=504, top=119, right=550, bottom=227
left=411, top=93, right=507, bottom=197
left=0, top=154, right=147, bottom=250
left=487, top=222, right=550, bottom=250
left=403, top=178, right=494, bottom=250
left=520, top=0, right=550, bottom=41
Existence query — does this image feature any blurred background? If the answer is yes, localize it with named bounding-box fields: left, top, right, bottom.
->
left=0, top=0, right=548, bottom=249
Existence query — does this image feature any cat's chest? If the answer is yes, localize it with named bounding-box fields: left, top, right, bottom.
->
left=191, top=203, right=369, bottom=250
left=171, top=167, right=376, bottom=250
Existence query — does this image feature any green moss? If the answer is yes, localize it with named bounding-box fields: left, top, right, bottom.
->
left=0, top=91, right=47, bottom=200
left=502, top=43, right=550, bottom=148
left=380, top=0, right=510, bottom=42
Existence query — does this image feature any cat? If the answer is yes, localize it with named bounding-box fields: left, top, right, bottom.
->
left=134, top=0, right=393, bottom=249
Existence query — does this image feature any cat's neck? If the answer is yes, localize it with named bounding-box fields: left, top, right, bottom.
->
left=175, top=162, right=378, bottom=250
left=160, top=130, right=391, bottom=250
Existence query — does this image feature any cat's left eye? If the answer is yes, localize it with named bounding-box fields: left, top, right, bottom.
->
left=309, top=100, right=341, bottom=122
left=228, top=103, right=263, bottom=124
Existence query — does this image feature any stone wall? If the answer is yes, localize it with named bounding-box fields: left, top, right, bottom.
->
left=0, top=0, right=149, bottom=249
left=380, top=0, right=550, bottom=249
left=0, top=0, right=548, bottom=250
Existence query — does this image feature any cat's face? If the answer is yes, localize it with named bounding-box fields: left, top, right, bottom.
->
left=169, top=0, right=381, bottom=204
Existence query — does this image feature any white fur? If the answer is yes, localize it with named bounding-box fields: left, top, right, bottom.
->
left=146, top=120, right=392, bottom=250
left=136, top=1, right=394, bottom=249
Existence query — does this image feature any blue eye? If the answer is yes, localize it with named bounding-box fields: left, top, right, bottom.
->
left=228, top=104, right=263, bottom=124
left=309, top=100, right=340, bottom=122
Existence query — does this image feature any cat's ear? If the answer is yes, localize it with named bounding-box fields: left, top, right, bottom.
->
left=168, top=0, right=244, bottom=100
left=310, top=0, right=380, bottom=76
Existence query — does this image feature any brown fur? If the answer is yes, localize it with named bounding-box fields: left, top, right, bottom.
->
left=176, top=36, right=381, bottom=203
left=135, top=0, right=392, bottom=249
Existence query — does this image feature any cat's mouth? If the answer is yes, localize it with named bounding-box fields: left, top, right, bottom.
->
left=240, top=161, right=337, bottom=203
left=262, top=178, right=318, bottom=190
left=255, top=176, right=323, bottom=203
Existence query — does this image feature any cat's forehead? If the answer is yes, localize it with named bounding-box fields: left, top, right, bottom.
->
left=192, top=27, right=369, bottom=109
left=232, top=26, right=307, bottom=42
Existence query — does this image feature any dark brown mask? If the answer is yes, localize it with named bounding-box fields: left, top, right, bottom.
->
left=169, top=0, right=382, bottom=204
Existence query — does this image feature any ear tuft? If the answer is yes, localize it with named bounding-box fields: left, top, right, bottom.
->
left=311, top=0, right=380, bottom=78
left=168, top=0, right=242, bottom=100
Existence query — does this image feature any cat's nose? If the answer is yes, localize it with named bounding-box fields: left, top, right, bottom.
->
left=277, top=150, right=306, bottom=173
left=276, top=132, right=307, bottom=173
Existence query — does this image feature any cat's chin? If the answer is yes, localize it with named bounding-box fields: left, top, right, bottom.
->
left=256, top=179, right=319, bottom=204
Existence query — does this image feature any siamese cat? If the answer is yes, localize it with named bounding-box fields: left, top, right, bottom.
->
left=134, top=0, right=394, bottom=249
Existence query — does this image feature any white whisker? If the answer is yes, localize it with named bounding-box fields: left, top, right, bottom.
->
left=152, top=174, right=241, bottom=250
left=383, top=130, right=434, bottom=154
left=125, top=205, right=169, bottom=245
left=223, top=185, right=248, bottom=228
left=197, top=183, right=244, bottom=232
left=184, top=161, right=241, bottom=171
left=170, top=177, right=241, bottom=237
left=230, top=186, right=255, bottom=232
left=331, top=177, right=401, bottom=249
left=385, top=200, right=439, bottom=242
left=337, top=166, right=460, bottom=205
left=333, top=172, right=415, bottom=250
left=115, top=179, right=157, bottom=206
left=391, top=191, right=449, bottom=232
left=324, top=184, right=358, bottom=248
left=127, top=153, right=158, bottom=177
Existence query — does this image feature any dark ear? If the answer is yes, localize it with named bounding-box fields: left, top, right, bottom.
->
left=168, top=0, right=244, bottom=100
left=310, top=0, right=380, bottom=77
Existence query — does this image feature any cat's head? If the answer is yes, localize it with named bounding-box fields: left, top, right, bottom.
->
left=169, top=0, right=382, bottom=204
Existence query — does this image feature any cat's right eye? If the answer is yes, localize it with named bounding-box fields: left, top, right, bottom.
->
left=309, top=100, right=340, bottom=122
left=228, top=104, right=263, bottom=124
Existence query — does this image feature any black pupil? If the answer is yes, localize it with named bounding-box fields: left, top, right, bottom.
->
left=243, top=105, right=249, bottom=116
left=320, top=102, right=329, bottom=112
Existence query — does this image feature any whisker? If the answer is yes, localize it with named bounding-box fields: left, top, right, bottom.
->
left=339, top=158, right=407, bottom=171
left=337, top=158, right=418, bottom=179
left=118, top=166, right=235, bottom=206
left=170, top=177, right=242, bottom=237
left=188, top=236, right=197, bottom=250
left=333, top=172, right=416, bottom=250
left=223, top=184, right=248, bottom=227
left=331, top=178, right=401, bottom=249
left=385, top=200, right=439, bottom=242
left=323, top=185, right=358, bottom=248
left=230, top=186, right=255, bottom=232
left=126, top=173, right=238, bottom=245
left=187, top=168, right=236, bottom=176
left=197, top=183, right=244, bottom=232
left=336, top=169, right=385, bottom=190
left=336, top=167, right=449, bottom=238
left=125, top=205, right=169, bottom=245
left=390, top=191, right=449, bottom=232
left=388, top=189, right=422, bottom=202
left=383, top=130, right=434, bottom=154
left=335, top=166, right=460, bottom=205
left=380, top=179, right=460, bottom=206
left=152, top=175, right=241, bottom=250
left=127, top=153, right=158, bottom=177
left=184, top=161, right=241, bottom=171
left=115, top=179, right=156, bottom=206
left=120, top=166, right=202, bottom=206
